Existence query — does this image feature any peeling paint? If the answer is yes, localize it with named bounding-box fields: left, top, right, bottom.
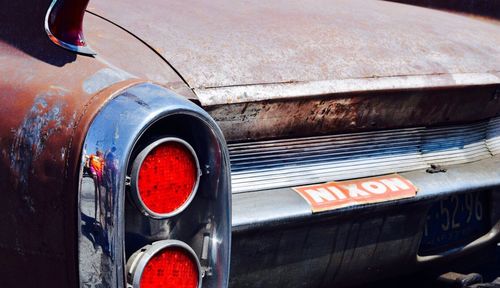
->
left=208, top=86, right=500, bottom=141
left=9, top=88, right=67, bottom=213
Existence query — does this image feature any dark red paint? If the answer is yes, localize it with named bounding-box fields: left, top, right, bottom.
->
left=46, top=0, right=90, bottom=47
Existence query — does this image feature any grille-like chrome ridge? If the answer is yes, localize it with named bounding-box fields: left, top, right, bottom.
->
left=487, top=117, right=500, bottom=155
left=229, top=117, right=500, bottom=193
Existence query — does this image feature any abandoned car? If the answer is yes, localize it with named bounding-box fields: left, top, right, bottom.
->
left=0, top=0, right=499, bottom=287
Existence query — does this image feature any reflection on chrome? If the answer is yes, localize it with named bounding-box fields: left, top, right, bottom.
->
left=80, top=147, right=118, bottom=287
left=82, top=147, right=118, bottom=228
left=78, top=83, right=231, bottom=288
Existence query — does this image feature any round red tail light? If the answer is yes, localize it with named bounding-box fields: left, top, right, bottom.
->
left=131, top=138, right=200, bottom=218
left=127, top=240, right=201, bottom=288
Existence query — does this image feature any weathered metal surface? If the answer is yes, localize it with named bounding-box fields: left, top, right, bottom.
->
left=197, top=73, right=500, bottom=106
left=0, top=1, right=191, bottom=286
left=230, top=156, right=500, bottom=287
left=1, top=3, right=102, bottom=284
left=207, top=86, right=500, bottom=141
left=1, top=1, right=499, bottom=288
left=90, top=0, right=500, bottom=104
left=84, top=13, right=197, bottom=99
left=88, top=0, right=500, bottom=142
left=387, top=0, right=500, bottom=20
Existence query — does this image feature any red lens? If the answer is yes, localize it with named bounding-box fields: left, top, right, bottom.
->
left=140, top=247, right=199, bottom=288
left=138, top=141, right=197, bottom=215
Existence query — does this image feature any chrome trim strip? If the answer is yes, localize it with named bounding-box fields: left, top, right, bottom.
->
left=232, top=155, right=500, bottom=233
left=78, top=83, right=231, bottom=288
left=487, top=117, right=500, bottom=154
left=229, top=117, right=500, bottom=193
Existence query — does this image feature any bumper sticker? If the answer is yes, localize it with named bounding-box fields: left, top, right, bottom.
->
left=293, top=174, right=417, bottom=213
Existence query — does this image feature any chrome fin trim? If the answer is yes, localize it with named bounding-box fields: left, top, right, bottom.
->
left=45, top=0, right=96, bottom=55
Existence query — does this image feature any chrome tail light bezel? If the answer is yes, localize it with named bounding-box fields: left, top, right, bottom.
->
left=78, top=83, right=231, bottom=288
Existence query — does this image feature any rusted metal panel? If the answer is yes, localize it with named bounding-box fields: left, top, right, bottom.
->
left=207, top=85, right=500, bottom=141
left=196, top=72, right=500, bottom=106
left=89, top=0, right=500, bottom=100
left=0, top=53, right=139, bottom=286
left=0, top=1, right=190, bottom=286
left=0, top=1, right=499, bottom=287
left=84, top=13, right=198, bottom=100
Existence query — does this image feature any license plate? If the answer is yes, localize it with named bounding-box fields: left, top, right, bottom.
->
left=293, top=174, right=417, bottom=213
left=419, top=191, right=490, bottom=256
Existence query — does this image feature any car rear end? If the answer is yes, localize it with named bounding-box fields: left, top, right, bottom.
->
left=218, top=85, right=500, bottom=287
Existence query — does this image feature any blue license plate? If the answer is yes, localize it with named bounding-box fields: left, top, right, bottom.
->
left=419, top=191, right=490, bottom=256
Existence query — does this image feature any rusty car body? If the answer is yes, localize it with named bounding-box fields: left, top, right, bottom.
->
left=1, top=0, right=499, bottom=287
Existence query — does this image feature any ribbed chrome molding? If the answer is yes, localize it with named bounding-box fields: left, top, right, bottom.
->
left=487, top=117, right=500, bottom=155
left=229, top=116, right=500, bottom=193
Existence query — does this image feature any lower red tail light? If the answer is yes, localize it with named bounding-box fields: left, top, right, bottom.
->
left=127, top=240, right=202, bottom=288
left=130, top=138, right=200, bottom=218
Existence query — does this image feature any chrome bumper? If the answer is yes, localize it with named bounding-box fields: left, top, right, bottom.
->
left=230, top=156, right=500, bottom=287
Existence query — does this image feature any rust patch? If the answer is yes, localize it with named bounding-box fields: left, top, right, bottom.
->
left=208, top=85, right=500, bottom=141
left=9, top=87, right=69, bottom=213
